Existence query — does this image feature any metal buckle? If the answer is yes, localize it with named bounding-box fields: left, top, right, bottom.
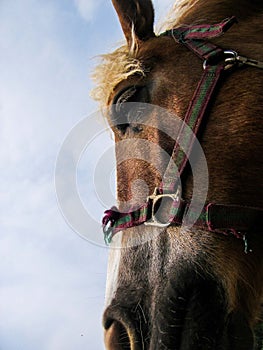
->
left=223, top=50, right=238, bottom=70
left=223, top=50, right=263, bottom=70
left=203, top=50, right=238, bottom=70
left=144, top=186, right=181, bottom=227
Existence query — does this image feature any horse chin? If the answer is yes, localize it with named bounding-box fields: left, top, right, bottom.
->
left=154, top=274, right=255, bottom=349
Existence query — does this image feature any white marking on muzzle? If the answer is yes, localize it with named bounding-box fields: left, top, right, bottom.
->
left=104, top=232, right=123, bottom=306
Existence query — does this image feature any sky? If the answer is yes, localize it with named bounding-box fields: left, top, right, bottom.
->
left=0, top=0, right=174, bottom=349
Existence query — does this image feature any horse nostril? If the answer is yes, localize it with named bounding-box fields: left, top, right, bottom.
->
left=104, top=319, right=131, bottom=350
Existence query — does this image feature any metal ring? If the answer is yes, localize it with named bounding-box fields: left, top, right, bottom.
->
left=145, top=187, right=181, bottom=227
left=223, top=50, right=238, bottom=70
left=203, top=50, right=239, bottom=70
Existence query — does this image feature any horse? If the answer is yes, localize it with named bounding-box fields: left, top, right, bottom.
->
left=92, top=0, right=263, bottom=349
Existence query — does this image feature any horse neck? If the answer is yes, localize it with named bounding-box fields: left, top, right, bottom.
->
left=177, top=0, right=263, bottom=23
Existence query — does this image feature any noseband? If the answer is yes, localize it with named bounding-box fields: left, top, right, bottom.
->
left=103, top=17, right=263, bottom=247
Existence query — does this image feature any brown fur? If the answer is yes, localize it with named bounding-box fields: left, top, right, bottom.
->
left=93, top=0, right=263, bottom=349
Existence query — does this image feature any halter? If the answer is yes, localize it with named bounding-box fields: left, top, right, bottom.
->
left=103, top=16, right=263, bottom=246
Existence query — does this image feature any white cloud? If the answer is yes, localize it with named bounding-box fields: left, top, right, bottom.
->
left=74, top=0, right=102, bottom=22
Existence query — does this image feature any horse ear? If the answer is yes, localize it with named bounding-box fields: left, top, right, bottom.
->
left=112, top=0, right=155, bottom=48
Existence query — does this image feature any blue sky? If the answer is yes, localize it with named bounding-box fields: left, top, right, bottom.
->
left=0, top=0, right=173, bottom=349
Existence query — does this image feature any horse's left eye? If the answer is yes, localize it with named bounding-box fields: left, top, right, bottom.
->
left=110, top=85, right=149, bottom=132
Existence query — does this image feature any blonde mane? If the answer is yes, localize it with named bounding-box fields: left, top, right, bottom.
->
left=91, top=0, right=198, bottom=108
left=91, top=45, right=144, bottom=108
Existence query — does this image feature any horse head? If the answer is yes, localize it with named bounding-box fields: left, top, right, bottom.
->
left=93, top=0, right=263, bottom=348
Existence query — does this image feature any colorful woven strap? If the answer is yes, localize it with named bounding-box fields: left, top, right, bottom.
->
left=183, top=203, right=263, bottom=237
left=102, top=17, right=262, bottom=245
left=160, top=16, right=236, bottom=193
left=161, top=63, right=224, bottom=193
left=103, top=204, right=148, bottom=244
left=103, top=200, right=263, bottom=245
left=162, top=16, right=237, bottom=41
left=161, top=16, right=237, bottom=62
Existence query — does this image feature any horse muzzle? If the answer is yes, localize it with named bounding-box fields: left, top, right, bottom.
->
left=103, top=276, right=256, bottom=350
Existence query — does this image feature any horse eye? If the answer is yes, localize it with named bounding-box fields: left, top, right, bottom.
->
left=110, top=85, right=149, bottom=132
